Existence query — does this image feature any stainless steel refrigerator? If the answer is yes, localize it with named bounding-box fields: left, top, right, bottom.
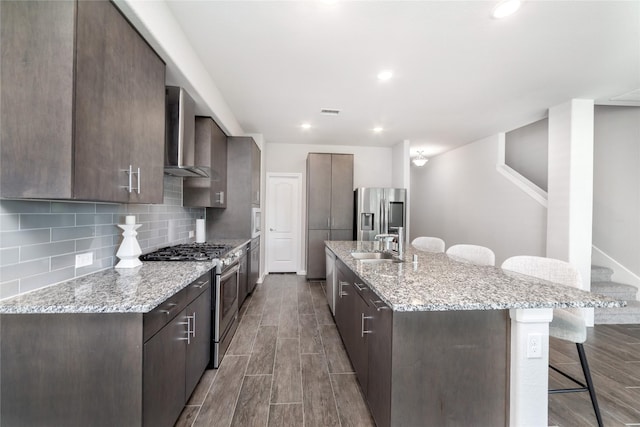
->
left=354, top=187, right=407, bottom=241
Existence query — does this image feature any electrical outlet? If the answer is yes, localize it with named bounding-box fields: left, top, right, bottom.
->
left=188, top=230, right=195, bottom=238
left=527, top=333, right=543, bottom=358
left=75, top=252, right=93, bottom=268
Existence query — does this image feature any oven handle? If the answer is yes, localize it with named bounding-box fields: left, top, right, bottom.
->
left=220, top=264, right=240, bottom=281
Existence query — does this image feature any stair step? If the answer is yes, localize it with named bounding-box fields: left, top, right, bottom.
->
left=595, top=300, right=640, bottom=325
left=591, top=281, right=639, bottom=301
left=591, top=265, right=614, bottom=283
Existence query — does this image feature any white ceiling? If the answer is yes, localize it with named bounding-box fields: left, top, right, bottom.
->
left=165, top=0, right=640, bottom=156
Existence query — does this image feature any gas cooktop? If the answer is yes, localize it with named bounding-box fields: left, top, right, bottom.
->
left=140, top=243, right=233, bottom=261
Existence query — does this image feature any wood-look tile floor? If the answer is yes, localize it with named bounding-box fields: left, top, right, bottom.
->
left=175, top=273, right=640, bottom=427
left=175, top=274, right=375, bottom=427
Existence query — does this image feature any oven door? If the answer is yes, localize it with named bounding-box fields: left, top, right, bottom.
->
left=215, top=263, right=239, bottom=341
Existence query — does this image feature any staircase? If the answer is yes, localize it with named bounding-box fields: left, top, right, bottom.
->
left=591, top=265, right=640, bottom=324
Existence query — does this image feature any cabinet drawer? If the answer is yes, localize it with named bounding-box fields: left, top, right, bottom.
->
left=143, top=288, right=188, bottom=342
left=187, top=271, right=212, bottom=302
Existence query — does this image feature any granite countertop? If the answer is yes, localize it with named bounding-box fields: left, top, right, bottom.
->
left=326, top=240, right=624, bottom=312
left=0, top=239, right=251, bottom=315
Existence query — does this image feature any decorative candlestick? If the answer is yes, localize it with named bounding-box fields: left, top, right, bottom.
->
left=115, top=215, right=142, bottom=269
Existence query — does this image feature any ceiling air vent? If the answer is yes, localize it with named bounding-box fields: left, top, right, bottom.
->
left=320, top=108, right=341, bottom=116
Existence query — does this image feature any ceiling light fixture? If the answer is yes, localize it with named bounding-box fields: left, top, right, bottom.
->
left=373, top=127, right=383, bottom=133
left=412, top=151, right=428, bottom=167
left=301, top=123, right=311, bottom=130
left=377, top=70, right=393, bottom=81
left=492, top=0, right=522, bottom=19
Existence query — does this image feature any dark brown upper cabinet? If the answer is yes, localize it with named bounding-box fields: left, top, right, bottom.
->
left=0, top=1, right=165, bottom=203
left=183, top=117, right=228, bottom=208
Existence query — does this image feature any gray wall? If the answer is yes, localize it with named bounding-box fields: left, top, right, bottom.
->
left=593, top=105, right=640, bottom=276
left=0, top=176, right=204, bottom=299
left=410, top=134, right=547, bottom=265
left=505, top=118, right=549, bottom=191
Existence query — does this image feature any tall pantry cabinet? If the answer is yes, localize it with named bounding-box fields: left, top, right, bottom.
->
left=306, top=153, right=354, bottom=279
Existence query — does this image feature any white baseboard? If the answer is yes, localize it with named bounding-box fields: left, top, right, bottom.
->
left=592, top=245, right=640, bottom=301
left=297, top=270, right=306, bottom=276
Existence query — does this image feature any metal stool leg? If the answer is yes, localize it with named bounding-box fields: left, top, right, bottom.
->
left=576, top=343, right=603, bottom=427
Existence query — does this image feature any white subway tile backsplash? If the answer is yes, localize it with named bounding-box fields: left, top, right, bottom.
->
left=0, top=176, right=204, bottom=299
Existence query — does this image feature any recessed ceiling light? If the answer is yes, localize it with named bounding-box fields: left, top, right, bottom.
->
left=373, top=127, right=383, bottom=133
left=377, top=70, right=393, bottom=81
left=301, top=123, right=311, bottom=130
left=492, top=0, right=522, bottom=19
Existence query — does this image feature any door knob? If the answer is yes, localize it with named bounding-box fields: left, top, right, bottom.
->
left=270, top=228, right=275, bottom=231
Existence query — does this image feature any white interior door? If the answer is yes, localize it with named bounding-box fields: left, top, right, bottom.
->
left=266, top=173, right=301, bottom=273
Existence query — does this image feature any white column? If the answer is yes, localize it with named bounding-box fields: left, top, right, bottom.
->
left=509, top=308, right=554, bottom=427
left=547, top=99, right=595, bottom=325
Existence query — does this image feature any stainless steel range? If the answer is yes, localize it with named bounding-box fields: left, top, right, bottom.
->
left=141, top=243, right=242, bottom=368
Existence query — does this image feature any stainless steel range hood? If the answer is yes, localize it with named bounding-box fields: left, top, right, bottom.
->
left=164, top=86, right=210, bottom=178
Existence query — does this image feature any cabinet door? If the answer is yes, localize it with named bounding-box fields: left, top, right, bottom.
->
left=352, top=289, right=370, bottom=392
left=212, top=120, right=228, bottom=208
left=143, top=310, right=187, bottom=427
left=0, top=0, right=75, bottom=199
left=251, top=141, right=261, bottom=206
left=366, top=299, right=393, bottom=427
left=74, top=0, right=165, bottom=203
left=330, top=154, right=354, bottom=230
left=185, top=117, right=227, bottom=208
left=307, top=229, right=330, bottom=279
left=238, top=254, right=248, bottom=308
left=126, top=21, right=166, bottom=204
left=307, top=154, right=332, bottom=230
left=185, top=286, right=212, bottom=399
left=330, top=229, right=353, bottom=241
left=249, top=241, right=260, bottom=292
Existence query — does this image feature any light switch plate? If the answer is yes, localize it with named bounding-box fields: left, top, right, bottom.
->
left=75, top=252, right=93, bottom=268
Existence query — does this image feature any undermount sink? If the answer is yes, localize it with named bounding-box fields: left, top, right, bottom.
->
left=351, top=252, right=403, bottom=263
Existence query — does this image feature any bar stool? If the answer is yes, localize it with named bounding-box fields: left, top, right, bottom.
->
left=501, top=255, right=603, bottom=427
left=446, top=244, right=495, bottom=266
left=411, top=236, right=445, bottom=253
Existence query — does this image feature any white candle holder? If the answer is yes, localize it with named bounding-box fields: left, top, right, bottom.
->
left=115, top=216, right=142, bottom=269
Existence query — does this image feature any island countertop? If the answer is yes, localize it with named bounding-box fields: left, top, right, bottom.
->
left=326, top=240, right=623, bottom=312
left=0, top=238, right=250, bottom=314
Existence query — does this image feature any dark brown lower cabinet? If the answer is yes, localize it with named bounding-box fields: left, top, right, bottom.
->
left=334, top=258, right=509, bottom=427
left=143, top=309, right=187, bottom=427
left=0, top=274, right=211, bottom=427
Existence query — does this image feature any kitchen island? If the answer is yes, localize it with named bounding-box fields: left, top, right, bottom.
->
left=325, top=240, right=622, bottom=427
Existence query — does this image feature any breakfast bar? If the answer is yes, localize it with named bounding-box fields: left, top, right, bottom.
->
left=325, top=240, right=621, bottom=427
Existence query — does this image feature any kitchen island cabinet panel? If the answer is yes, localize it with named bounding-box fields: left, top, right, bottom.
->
left=0, top=0, right=166, bottom=203
left=333, top=257, right=509, bottom=427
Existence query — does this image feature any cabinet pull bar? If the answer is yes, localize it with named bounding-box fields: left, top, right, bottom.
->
left=361, top=312, right=373, bottom=337
left=122, top=165, right=134, bottom=193
left=159, top=302, right=178, bottom=314
left=192, top=312, right=196, bottom=338
left=194, top=280, right=209, bottom=289
left=354, top=283, right=367, bottom=292
left=327, top=217, right=330, bottom=228
left=136, top=167, right=141, bottom=194
left=369, top=299, right=390, bottom=311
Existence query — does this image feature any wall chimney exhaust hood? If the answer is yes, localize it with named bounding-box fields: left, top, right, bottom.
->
left=164, top=86, right=210, bottom=178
